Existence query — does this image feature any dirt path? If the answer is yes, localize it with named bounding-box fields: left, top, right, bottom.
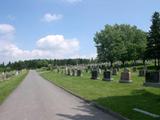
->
left=0, top=70, right=118, bottom=120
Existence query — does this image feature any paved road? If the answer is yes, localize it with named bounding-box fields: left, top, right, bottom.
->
left=0, top=70, right=118, bottom=120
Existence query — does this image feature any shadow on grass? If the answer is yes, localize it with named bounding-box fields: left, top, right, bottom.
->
left=93, top=89, right=160, bottom=120
left=56, top=89, right=160, bottom=120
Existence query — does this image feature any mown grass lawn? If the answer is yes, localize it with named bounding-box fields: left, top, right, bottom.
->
left=40, top=69, right=160, bottom=120
left=0, top=70, right=28, bottom=104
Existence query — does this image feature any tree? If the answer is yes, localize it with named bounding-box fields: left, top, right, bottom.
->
left=119, top=25, right=147, bottom=65
left=145, top=12, right=160, bottom=69
left=94, top=24, right=147, bottom=66
left=94, top=25, right=122, bottom=66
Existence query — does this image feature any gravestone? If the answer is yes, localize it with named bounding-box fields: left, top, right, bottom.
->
left=77, top=69, right=82, bottom=77
left=67, top=69, right=71, bottom=76
left=16, top=71, right=19, bottom=76
left=144, top=71, right=160, bottom=87
left=2, top=72, right=6, bottom=80
left=74, top=69, right=77, bottom=76
left=65, top=68, right=68, bottom=75
left=119, top=69, right=132, bottom=83
left=103, top=70, right=112, bottom=81
left=91, top=67, right=99, bottom=80
left=71, top=69, right=74, bottom=76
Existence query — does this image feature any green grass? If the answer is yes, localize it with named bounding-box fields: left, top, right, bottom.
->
left=0, top=70, right=28, bottom=104
left=40, top=69, right=160, bottom=120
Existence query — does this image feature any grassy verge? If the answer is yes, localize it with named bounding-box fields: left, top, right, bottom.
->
left=0, top=70, right=28, bottom=104
left=40, top=70, right=160, bottom=120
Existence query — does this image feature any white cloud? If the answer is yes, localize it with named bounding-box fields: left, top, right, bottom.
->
left=0, top=34, right=80, bottom=63
left=0, top=42, right=52, bottom=63
left=0, top=24, right=15, bottom=41
left=0, top=24, right=15, bottom=34
left=37, top=35, right=79, bottom=53
left=42, top=13, right=63, bottom=23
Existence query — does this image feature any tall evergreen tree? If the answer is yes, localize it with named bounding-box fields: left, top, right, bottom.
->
left=146, top=12, right=160, bottom=68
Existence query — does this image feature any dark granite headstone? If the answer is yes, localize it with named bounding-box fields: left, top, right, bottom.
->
left=146, top=71, right=159, bottom=83
left=91, top=70, right=98, bottom=80
left=103, top=71, right=112, bottom=81
left=144, top=71, right=160, bottom=87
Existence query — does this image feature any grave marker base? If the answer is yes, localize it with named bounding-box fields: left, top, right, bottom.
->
left=103, top=78, right=113, bottom=81
left=119, top=79, right=132, bottom=83
left=144, top=82, right=160, bottom=88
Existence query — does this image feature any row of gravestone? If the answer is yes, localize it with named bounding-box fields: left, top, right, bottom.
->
left=91, top=68, right=132, bottom=83
left=64, top=68, right=82, bottom=77
left=60, top=66, right=132, bottom=83
left=0, top=70, right=19, bottom=82
left=55, top=65, right=160, bottom=87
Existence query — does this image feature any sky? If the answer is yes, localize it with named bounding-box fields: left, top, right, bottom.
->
left=0, top=0, right=160, bottom=63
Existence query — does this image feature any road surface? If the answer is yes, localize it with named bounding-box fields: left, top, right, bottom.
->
left=0, top=70, right=118, bottom=120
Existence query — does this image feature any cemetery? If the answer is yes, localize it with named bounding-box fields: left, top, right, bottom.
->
left=36, top=11, right=160, bottom=118
left=0, top=5, right=160, bottom=120
left=39, top=62, right=160, bottom=120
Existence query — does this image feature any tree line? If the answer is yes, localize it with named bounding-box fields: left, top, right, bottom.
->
left=0, top=59, right=95, bottom=72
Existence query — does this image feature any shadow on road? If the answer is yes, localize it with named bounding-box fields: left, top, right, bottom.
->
left=56, top=101, right=115, bottom=120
